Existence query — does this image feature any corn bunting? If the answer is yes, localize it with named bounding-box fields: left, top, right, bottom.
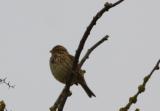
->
left=49, top=45, right=95, bottom=97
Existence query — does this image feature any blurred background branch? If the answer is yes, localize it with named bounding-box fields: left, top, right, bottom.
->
left=0, top=77, right=15, bottom=88
left=119, top=59, right=160, bottom=111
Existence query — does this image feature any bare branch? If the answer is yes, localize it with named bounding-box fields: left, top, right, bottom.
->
left=0, top=77, right=15, bottom=88
left=50, top=88, right=71, bottom=111
left=73, top=0, right=124, bottom=69
left=119, top=59, right=160, bottom=111
left=79, top=35, right=109, bottom=68
left=50, top=1, right=124, bottom=111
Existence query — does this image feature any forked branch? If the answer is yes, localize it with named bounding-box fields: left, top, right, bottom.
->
left=50, top=0, right=124, bottom=111
left=79, top=35, right=109, bottom=68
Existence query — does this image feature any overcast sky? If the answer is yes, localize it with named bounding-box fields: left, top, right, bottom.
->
left=0, top=0, right=160, bottom=111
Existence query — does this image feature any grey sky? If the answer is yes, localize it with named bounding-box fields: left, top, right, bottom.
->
left=0, top=0, right=160, bottom=111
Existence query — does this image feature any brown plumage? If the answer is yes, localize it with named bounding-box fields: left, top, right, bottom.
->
left=50, top=45, right=95, bottom=97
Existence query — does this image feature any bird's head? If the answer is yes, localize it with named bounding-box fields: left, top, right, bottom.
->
left=50, top=45, right=68, bottom=54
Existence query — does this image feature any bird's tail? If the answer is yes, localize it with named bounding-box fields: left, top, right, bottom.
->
left=79, top=78, right=96, bottom=98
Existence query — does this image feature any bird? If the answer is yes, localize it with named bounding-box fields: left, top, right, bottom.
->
left=49, top=45, right=95, bottom=98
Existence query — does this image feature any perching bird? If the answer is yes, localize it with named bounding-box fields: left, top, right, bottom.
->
left=49, top=45, right=95, bottom=97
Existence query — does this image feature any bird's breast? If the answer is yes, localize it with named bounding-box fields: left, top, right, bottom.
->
left=50, top=56, right=72, bottom=84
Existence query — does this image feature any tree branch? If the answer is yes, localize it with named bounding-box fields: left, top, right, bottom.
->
left=50, top=1, right=124, bottom=111
left=73, top=0, right=124, bottom=69
left=79, top=35, right=109, bottom=68
left=0, top=77, right=15, bottom=88
left=119, top=59, right=160, bottom=111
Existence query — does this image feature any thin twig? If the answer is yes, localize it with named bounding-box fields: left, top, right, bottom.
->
left=0, top=78, right=15, bottom=88
left=119, top=59, right=160, bottom=111
left=79, top=35, right=109, bottom=68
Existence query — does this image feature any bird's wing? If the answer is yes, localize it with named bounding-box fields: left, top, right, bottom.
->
left=69, top=54, right=75, bottom=62
left=69, top=54, right=86, bottom=74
